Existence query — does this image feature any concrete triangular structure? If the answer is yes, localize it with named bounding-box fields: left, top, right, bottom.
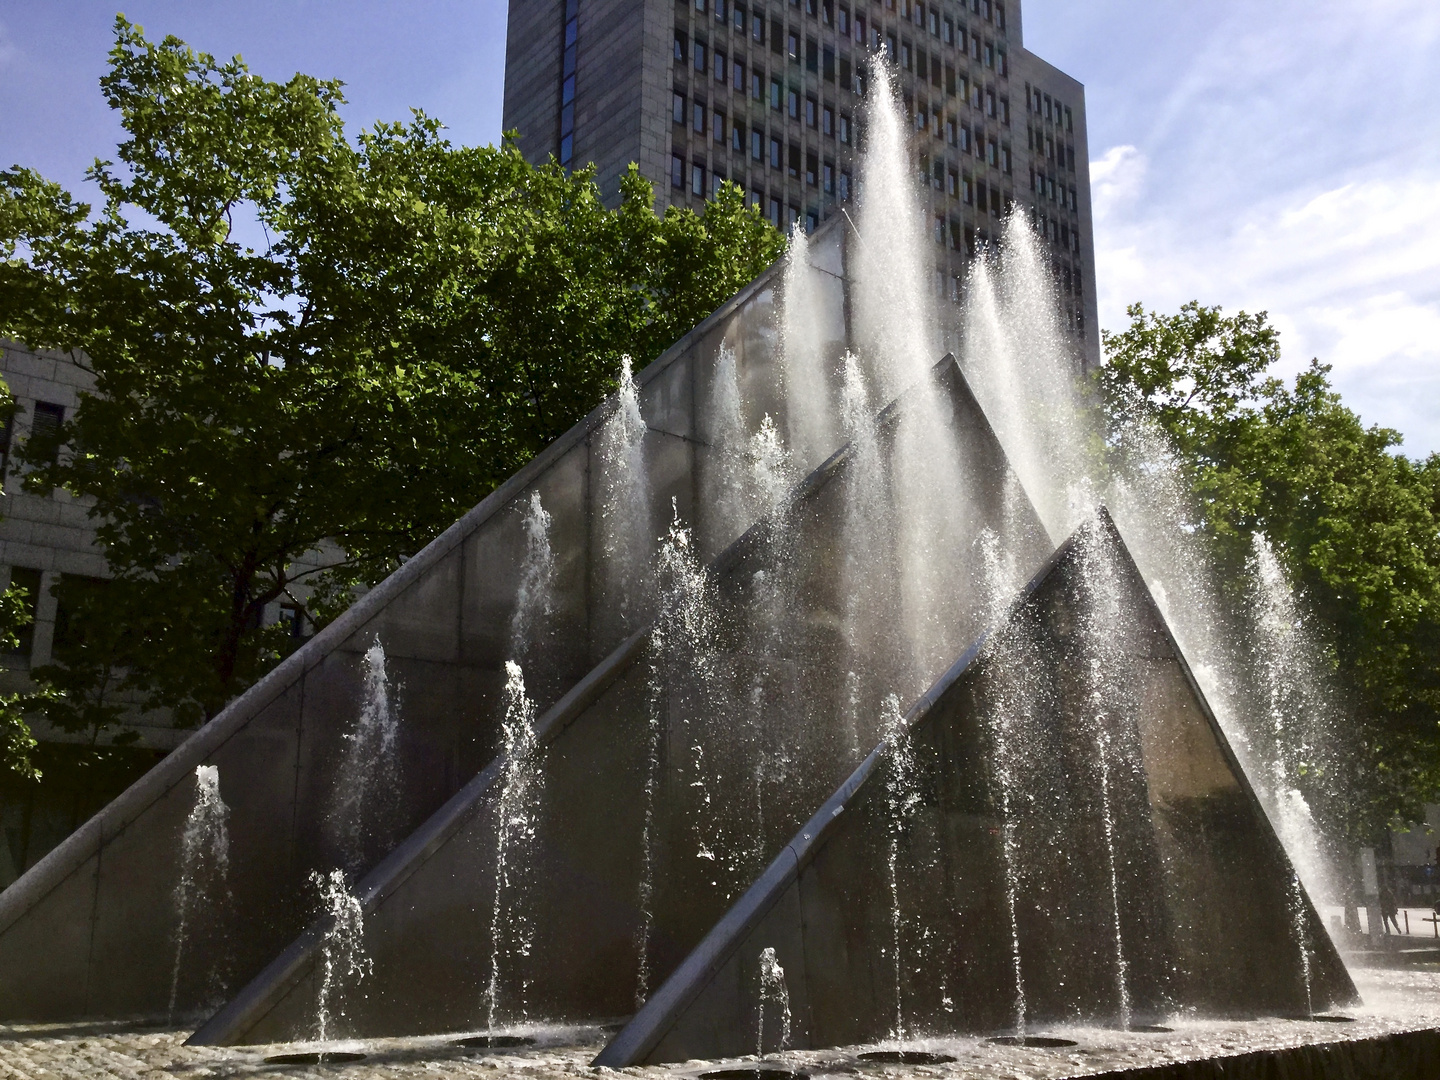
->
left=189, top=354, right=1051, bottom=1044
left=595, top=510, right=1357, bottom=1066
left=0, top=218, right=861, bottom=1024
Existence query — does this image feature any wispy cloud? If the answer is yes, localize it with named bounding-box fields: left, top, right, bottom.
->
left=1032, top=0, right=1440, bottom=455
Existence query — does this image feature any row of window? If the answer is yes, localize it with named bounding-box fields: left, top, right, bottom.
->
left=684, top=0, right=1007, bottom=63
left=673, top=148, right=852, bottom=199
left=674, top=39, right=1010, bottom=144
left=675, top=89, right=855, bottom=144
left=1030, top=168, right=1079, bottom=214
left=1025, top=83, right=1073, bottom=133
left=557, top=0, right=579, bottom=165
left=677, top=13, right=1006, bottom=95
left=1027, top=125, right=1075, bottom=172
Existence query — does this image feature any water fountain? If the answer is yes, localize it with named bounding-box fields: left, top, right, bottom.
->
left=0, top=48, right=1367, bottom=1079
left=169, top=764, right=231, bottom=1020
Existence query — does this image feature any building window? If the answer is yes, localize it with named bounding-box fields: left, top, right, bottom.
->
left=838, top=5, right=849, bottom=34
left=755, top=12, right=766, bottom=41
left=715, top=0, right=726, bottom=20
left=558, top=0, right=580, bottom=165
left=787, top=30, right=799, bottom=59
left=695, top=41, right=706, bottom=71
left=732, top=120, right=745, bottom=151
left=696, top=0, right=706, bottom=11
left=752, top=128, right=763, bottom=159
left=673, top=92, right=686, bottom=124
left=735, top=2, right=746, bottom=30
left=715, top=50, right=726, bottom=81
left=672, top=154, right=685, bottom=188
left=5, top=567, right=41, bottom=660
left=946, top=169, right=957, bottom=196
left=805, top=37, right=818, bottom=72
left=943, top=16, right=953, bottom=43
left=771, top=77, right=782, bottom=109
left=806, top=210, right=819, bottom=232
left=714, top=110, right=726, bottom=142
left=753, top=69, right=765, bottom=99
left=839, top=113, right=851, bottom=144
left=675, top=30, right=687, bottom=62
left=769, top=196, right=781, bottom=225
left=694, top=101, right=706, bottom=133
left=788, top=141, right=801, bottom=177
left=692, top=162, right=705, bottom=195
left=770, top=135, right=782, bottom=168
left=29, top=402, right=64, bottom=467
left=805, top=150, right=818, bottom=186
left=805, top=95, right=817, bottom=127
left=823, top=160, right=834, bottom=193
left=734, top=59, right=745, bottom=90
left=787, top=204, right=799, bottom=230
left=787, top=88, right=799, bottom=118
left=838, top=171, right=851, bottom=201
left=822, top=105, right=834, bottom=135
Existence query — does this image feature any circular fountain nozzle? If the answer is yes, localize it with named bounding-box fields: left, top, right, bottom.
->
left=454, top=1034, right=537, bottom=1048
left=264, top=1051, right=367, bottom=1065
left=858, top=1050, right=957, bottom=1065
left=987, top=1035, right=1078, bottom=1048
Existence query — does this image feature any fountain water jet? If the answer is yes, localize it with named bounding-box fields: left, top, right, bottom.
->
left=169, top=764, right=230, bottom=1021
left=312, top=869, right=370, bottom=1042
left=329, top=640, right=401, bottom=874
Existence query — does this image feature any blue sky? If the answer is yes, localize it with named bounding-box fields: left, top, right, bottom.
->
left=3, top=1, right=1438, bottom=454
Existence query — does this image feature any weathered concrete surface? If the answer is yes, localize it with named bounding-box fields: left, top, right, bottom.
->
left=600, top=512, right=1354, bottom=1066
left=190, top=354, right=1052, bottom=1045
left=0, top=221, right=850, bottom=1024
left=1, top=970, right=1437, bottom=1080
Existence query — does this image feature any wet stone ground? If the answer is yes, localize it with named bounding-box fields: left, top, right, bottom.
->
left=3, top=969, right=1438, bottom=1080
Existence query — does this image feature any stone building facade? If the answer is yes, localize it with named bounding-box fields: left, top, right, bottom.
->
left=503, top=0, right=1099, bottom=365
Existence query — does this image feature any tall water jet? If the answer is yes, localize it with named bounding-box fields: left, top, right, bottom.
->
left=510, top=491, right=556, bottom=665
left=880, top=693, right=919, bottom=1039
left=169, top=764, right=230, bottom=1020
left=836, top=352, right=893, bottom=755
left=636, top=504, right=721, bottom=1004
left=852, top=58, right=976, bottom=682
left=312, top=869, right=370, bottom=1042
left=484, top=661, right=544, bottom=1032
left=979, top=527, right=1031, bottom=1038
left=329, top=640, right=401, bottom=874
left=780, top=225, right=839, bottom=471
left=1077, top=524, right=1136, bottom=1030
left=757, top=946, right=791, bottom=1056
left=596, top=356, right=655, bottom=635
left=706, top=345, right=754, bottom=549
left=959, top=216, right=1090, bottom=542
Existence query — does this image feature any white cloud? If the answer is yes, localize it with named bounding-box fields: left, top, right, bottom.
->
left=1091, top=159, right=1440, bottom=455
left=0, top=22, right=19, bottom=71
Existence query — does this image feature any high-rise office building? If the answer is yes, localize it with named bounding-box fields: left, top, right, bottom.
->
left=503, top=0, right=1097, bottom=365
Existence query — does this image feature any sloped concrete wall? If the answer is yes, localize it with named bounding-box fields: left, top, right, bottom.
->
left=599, top=514, right=1355, bottom=1066
left=189, top=357, right=1052, bottom=1045
left=0, top=221, right=850, bottom=1023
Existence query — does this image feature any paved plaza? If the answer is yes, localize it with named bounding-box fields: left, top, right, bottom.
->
left=3, top=969, right=1438, bottom=1080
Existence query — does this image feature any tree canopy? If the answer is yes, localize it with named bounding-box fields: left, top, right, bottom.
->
left=0, top=17, right=784, bottom=739
left=1101, top=301, right=1440, bottom=841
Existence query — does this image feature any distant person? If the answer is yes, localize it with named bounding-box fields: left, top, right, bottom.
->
left=1380, top=879, right=1402, bottom=935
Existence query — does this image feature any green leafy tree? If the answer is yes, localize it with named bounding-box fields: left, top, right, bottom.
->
left=0, top=18, right=783, bottom=732
left=1102, top=302, right=1440, bottom=842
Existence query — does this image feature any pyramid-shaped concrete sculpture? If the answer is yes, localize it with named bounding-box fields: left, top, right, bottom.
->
left=0, top=220, right=861, bottom=1024
left=597, top=510, right=1357, bottom=1066
left=189, top=352, right=1051, bottom=1044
